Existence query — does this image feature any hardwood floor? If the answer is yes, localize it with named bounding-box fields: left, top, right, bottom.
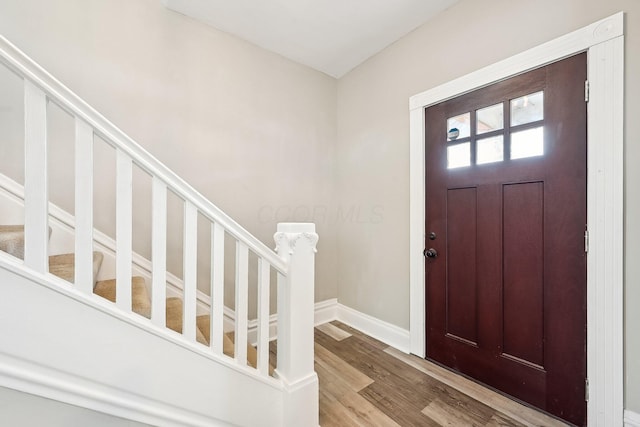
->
left=311, top=321, right=569, bottom=427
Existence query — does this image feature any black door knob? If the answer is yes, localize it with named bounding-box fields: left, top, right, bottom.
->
left=424, top=248, right=438, bottom=258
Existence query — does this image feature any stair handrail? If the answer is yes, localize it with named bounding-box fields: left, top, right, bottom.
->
left=0, top=35, right=287, bottom=274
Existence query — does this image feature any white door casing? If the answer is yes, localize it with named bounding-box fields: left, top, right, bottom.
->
left=409, top=12, right=624, bottom=427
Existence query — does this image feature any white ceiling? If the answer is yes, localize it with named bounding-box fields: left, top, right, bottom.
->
left=162, top=0, right=459, bottom=78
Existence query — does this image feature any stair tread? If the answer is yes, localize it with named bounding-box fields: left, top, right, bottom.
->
left=166, top=297, right=207, bottom=345
left=94, top=276, right=151, bottom=318
left=196, top=314, right=262, bottom=370
left=196, top=314, right=234, bottom=355
left=0, top=225, right=52, bottom=260
left=49, top=251, right=103, bottom=284
left=0, top=225, right=25, bottom=259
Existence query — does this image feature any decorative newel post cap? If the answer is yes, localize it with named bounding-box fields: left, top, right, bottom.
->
left=274, top=223, right=318, bottom=254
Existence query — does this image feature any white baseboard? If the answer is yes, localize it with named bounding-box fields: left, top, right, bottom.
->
left=239, top=297, right=411, bottom=354
left=337, top=304, right=411, bottom=353
left=223, top=298, right=339, bottom=345
left=626, top=410, right=640, bottom=427
left=315, top=298, right=338, bottom=326
left=315, top=302, right=411, bottom=353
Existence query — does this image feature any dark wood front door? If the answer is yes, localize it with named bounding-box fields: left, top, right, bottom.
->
left=425, top=53, right=587, bottom=426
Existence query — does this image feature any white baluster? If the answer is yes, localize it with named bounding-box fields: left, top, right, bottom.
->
left=23, top=80, right=48, bottom=273
left=183, top=201, right=198, bottom=342
left=211, top=222, right=225, bottom=355
left=256, top=257, right=270, bottom=376
left=151, top=177, right=167, bottom=327
left=116, top=149, right=132, bottom=312
left=74, top=119, right=94, bottom=293
left=235, top=241, right=249, bottom=365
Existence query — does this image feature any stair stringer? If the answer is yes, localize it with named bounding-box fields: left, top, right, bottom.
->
left=0, top=255, right=285, bottom=427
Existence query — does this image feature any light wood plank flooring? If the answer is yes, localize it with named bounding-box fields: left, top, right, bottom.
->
left=311, top=321, right=570, bottom=427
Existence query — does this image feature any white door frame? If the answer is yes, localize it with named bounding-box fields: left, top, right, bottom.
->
left=408, top=13, right=624, bottom=427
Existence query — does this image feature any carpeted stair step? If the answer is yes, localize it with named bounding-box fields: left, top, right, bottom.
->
left=166, top=297, right=208, bottom=345
left=196, top=314, right=264, bottom=371
left=49, top=251, right=103, bottom=285
left=0, top=225, right=26, bottom=259
left=93, top=276, right=151, bottom=318
left=196, top=314, right=237, bottom=358
left=0, top=225, right=52, bottom=259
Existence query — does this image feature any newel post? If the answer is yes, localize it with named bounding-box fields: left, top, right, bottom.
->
left=274, top=223, right=319, bottom=426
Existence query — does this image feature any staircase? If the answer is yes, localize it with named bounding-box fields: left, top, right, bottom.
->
left=0, top=34, right=318, bottom=427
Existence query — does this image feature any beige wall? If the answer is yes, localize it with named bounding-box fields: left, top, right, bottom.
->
left=336, top=0, right=639, bottom=412
left=0, top=0, right=338, bottom=307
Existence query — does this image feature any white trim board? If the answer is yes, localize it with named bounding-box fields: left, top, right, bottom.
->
left=626, top=410, right=640, bottom=427
left=315, top=298, right=339, bottom=326
left=312, top=300, right=411, bottom=353
left=240, top=298, right=338, bottom=345
left=336, top=304, right=411, bottom=353
left=408, top=12, right=624, bottom=427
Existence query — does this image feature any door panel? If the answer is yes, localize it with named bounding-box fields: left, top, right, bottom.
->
left=446, top=187, right=478, bottom=345
left=502, top=181, right=544, bottom=367
left=425, top=53, right=587, bottom=426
